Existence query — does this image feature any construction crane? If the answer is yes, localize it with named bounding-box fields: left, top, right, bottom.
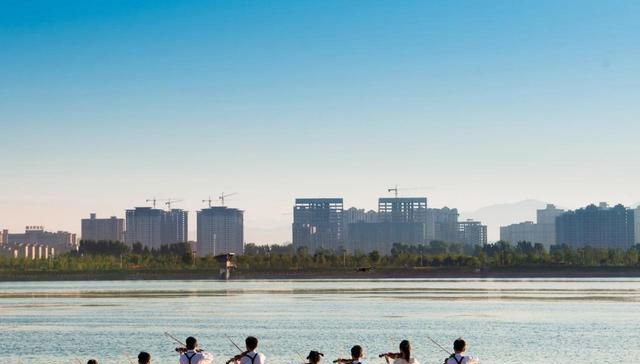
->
left=387, top=185, right=429, bottom=198
left=146, top=197, right=159, bottom=208
left=219, top=192, right=237, bottom=206
left=387, top=185, right=399, bottom=198
left=164, top=198, right=183, bottom=210
left=202, top=196, right=214, bottom=208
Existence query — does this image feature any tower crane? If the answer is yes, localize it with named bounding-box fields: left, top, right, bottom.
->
left=202, top=196, right=214, bottom=208
left=387, top=185, right=399, bottom=198
left=219, top=192, right=237, bottom=206
left=387, top=185, right=428, bottom=198
left=146, top=197, right=159, bottom=208
left=164, top=198, right=183, bottom=210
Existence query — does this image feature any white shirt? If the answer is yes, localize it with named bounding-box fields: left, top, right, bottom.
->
left=239, top=351, right=266, bottom=364
left=392, top=357, right=419, bottom=364
left=180, top=350, right=214, bottom=364
left=444, top=354, right=479, bottom=364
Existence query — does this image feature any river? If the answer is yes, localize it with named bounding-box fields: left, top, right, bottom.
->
left=0, top=278, right=638, bottom=364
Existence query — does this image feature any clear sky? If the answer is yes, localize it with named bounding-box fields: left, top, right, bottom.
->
left=1, top=0, right=639, bottom=243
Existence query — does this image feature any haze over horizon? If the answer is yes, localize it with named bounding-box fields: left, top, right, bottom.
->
left=2, top=1, right=639, bottom=243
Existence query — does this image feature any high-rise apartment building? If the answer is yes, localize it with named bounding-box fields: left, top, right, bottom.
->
left=635, top=207, right=640, bottom=245
left=378, top=197, right=427, bottom=223
left=537, top=204, right=564, bottom=246
left=500, top=221, right=539, bottom=245
left=292, top=198, right=344, bottom=252
left=556, top=203, right=635, bottom=249
left=163, top=209, right=189, bottom=245
left=343, top=207, right=378, bottom=241
left=458, top=219, right=488, bottom=246
left=500, top=204, right=565, bottom=248
left=197, top=207, right=244, bottom=256
left=125, top=207, right=188, bottom=249
left=81, top=213, right=124, bottom=242
left=426, top=207, right=459, bottom=242
left=345, top=197, right=428, bottom=253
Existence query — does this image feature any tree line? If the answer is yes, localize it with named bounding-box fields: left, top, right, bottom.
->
left=0, top=239, right=639, bottom=273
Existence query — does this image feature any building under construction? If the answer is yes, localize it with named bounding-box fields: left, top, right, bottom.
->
left=346, top=197, right=428, bottom=254
left=292, top=198, right=344, bottom=252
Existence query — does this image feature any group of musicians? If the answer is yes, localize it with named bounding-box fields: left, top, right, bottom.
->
left=85, top=336, right=478, bottom=364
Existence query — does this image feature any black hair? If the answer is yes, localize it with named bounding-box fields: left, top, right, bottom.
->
left=453, top=338, right=466, bottom=353
left=399, top=340, right=411, bottom=361
left=186, top=337, right=197, bottom=350
left=87, top=360, right=98, bottom=364
left=138, top=352, right=151, bottom=364
left=308, top=351, right=323, bottom=364
left=351, top=345, right=363, bottom=359
left=246, top=336, right=258, bottom=351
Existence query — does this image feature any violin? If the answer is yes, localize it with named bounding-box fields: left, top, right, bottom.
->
left=333, top=358, right=352, bottom=364
left=378, top=353, right=403, bottom=359
left=226, top=350, right=251, bottom=364
left=175, top=347, right=203, bottom=353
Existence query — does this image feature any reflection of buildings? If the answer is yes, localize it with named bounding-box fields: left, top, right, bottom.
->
left=556, top=203, right=635, bottom=249
left=125, top=207, right=188, bottom=249
left=5, top=226, right=76, bottom=253
left=197, top=207, right=244, bottom=256
left=457, top=219, right=488, bottom=246
left=81, top=213, right=124, bottom=242
left=500, top=204, right=564, bottom=248
left=292, top=198, right=344, bottom=252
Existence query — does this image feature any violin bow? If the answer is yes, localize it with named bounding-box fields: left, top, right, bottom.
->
left=426, top=336, right=452, bottom=356
left=225, top=335, right=244, bottom=352
left=165, top=331, right=186, bottom=347
left=294, top=350, right=306, bottom=364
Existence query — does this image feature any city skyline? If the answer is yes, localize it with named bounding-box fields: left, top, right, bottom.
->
left=2, top=1, right=640, bottom=243
left=2, top=196, right=639, bottom=245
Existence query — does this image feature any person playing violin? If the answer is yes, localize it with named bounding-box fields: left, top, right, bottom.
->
left=334, top=345, right=364, bottom=364
left=380, top=340, right=419, bottom=364
left=443, top=338, right=478, bottom=364
left=179, top=336, right=213, bottom=364
left=307, top=350, right=324, bottom=364
left=138, top=351, right=151, bottom=364
left=231, top=336, right=266, bottom=364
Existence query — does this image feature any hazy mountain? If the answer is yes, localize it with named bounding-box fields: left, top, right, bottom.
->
left=461, top=199, right=552, bottom=243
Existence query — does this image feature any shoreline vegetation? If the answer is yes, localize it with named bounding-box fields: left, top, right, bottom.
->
left=1, top=240, right=639, bottom=281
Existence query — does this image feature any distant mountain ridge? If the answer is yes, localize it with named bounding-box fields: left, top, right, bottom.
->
left=461, top=199, right=551, bottom=243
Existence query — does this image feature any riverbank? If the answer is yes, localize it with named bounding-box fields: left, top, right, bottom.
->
left=1, top=266, right=639, bottom=281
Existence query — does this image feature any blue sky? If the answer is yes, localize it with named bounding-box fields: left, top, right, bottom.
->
left=1, top=0, right=639, bottom=242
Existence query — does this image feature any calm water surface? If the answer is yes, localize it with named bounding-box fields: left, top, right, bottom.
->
left=0, top=278, right=638, bottom=364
